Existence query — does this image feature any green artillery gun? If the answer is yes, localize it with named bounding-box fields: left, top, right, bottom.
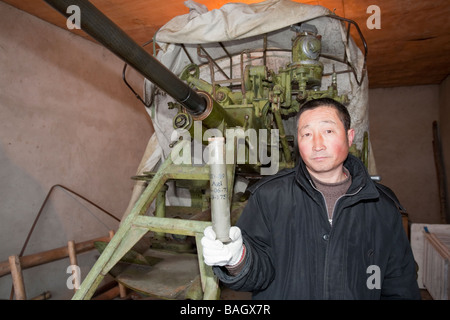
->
left=171, top=22, right=350, bottom=173
left=44, top=0, right=369, bottom=300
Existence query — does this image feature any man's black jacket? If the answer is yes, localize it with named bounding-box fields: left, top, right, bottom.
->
left=213, top=155, right=421, bottom=299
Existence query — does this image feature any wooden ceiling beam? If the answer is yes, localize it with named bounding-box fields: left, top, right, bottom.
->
left=2, top=0, right=449, bottom=88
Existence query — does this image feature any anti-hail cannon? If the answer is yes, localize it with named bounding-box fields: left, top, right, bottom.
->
left=44, top=0, right=369, bottom=299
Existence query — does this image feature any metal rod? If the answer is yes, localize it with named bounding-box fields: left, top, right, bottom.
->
left=43, top=0, right=207, bottom=115
left=155, top=184, right=168, bottom=240
left=132, top=216, right=211, bottom=236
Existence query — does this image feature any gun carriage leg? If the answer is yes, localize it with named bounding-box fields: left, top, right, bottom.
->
left=72, top=140, right=234, bottom=300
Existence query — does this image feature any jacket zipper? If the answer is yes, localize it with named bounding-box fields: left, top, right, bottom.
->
left=308, top=179, right=362, bottom=225
left=329, top=187, right=363, bottom=225
left=309, top=179, right=363, bottom=298
left=308, top=180, right=330, bottom=225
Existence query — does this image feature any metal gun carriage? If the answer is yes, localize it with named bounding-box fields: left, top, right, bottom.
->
left=44, top=0, right=370, bottom=300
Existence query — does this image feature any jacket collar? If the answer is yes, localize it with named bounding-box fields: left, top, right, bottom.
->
left=295, top=154, right=379, bottom=202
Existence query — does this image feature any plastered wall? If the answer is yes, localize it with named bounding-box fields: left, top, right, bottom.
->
left=369, top=85, right=442, bottom=224
left=0, top=2, right=154, bottom=299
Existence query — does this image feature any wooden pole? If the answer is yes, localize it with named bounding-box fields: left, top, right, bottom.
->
left=67, top=240, right=78, bottom=266
left=432, top=121, right=450, bottom=223
left=92, top=285, right=120, bottom=300
left=0, top=234, right=112, bottom=277
left=9, top=255, right=26, bottom=300
left=67, top=240, right=78, bottom=292
left=31, top=291, right=52, bottom=300
left=119, top=283, right=127, bottom=298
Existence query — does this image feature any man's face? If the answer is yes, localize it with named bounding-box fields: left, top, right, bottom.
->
left=297, top=106, right=355, bottom=182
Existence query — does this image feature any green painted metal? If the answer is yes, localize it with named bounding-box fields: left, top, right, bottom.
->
left=155, top=184, right=168, bottom=240
left=132, top=216, right=211, bottom=236
left=195, top=233, right=220, bottom=300
left=72, top=140, right=222, bottom=300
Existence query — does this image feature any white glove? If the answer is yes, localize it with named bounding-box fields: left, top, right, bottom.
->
left=201, top=226, right=244, bottom=267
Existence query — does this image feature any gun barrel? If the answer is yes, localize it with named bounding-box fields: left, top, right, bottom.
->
left=44, top=0, right=207, bottom=116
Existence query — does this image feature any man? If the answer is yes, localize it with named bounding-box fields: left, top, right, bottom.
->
left=201, top=97, right=421, bottom=299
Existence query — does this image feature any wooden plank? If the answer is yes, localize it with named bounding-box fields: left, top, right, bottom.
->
left=411, top=223, right=450, bottom=288
left=425, top=232, right=450, bottom=259
left=115, top=248, right=202, bottom=300
left=423, top=231, right=449, bottom=300
left=2, top=0, right=450, bottom=88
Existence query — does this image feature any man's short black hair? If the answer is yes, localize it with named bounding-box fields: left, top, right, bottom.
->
left=296, top=98, right=351, bottom=131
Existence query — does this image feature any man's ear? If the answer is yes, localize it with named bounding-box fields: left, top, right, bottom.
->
left=347, top=128, right=355, bottom=147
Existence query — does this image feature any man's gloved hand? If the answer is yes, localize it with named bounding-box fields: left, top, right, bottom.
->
left=201, top=226, right=245, bottom=267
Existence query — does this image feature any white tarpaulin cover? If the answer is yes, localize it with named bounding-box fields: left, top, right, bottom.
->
left=155, top=0, right=330, bottom=43
left=123, top=0, right=373, bottom=217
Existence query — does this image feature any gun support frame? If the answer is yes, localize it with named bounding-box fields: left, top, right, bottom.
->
left=72, top=140, right=235, bottom=300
